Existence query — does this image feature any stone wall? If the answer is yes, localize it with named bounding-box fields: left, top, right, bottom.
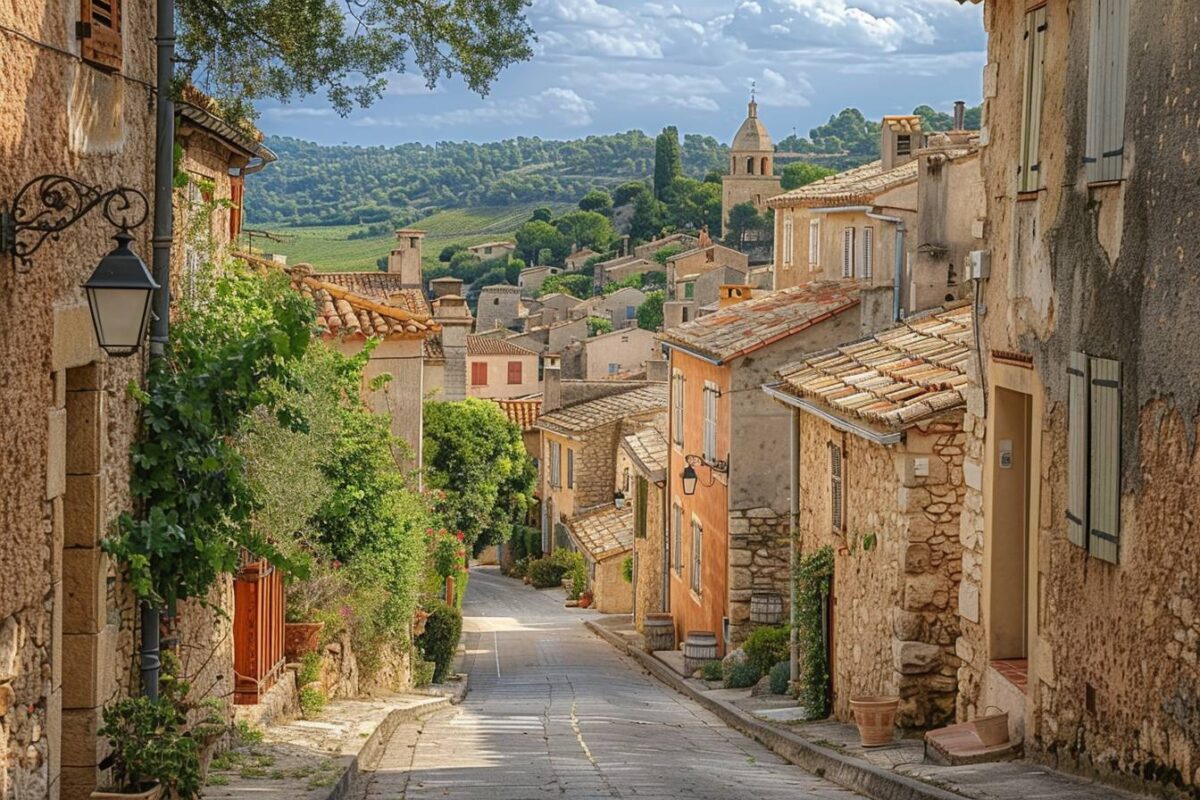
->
left=727, top=509, right=790, bottom=647
left=632, top=488, right=666, bottom=632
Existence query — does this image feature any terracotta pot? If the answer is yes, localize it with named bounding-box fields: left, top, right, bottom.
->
left=849, top=696, right=899, bottom=747
left=972, top=712, right=1009, bottom=746
left=92, top=783, right=164, bottom=800
left=284, top=621, right=325, bottom=661
left=579, top=596, right=592, bottom=608
left=523, top=575, right=531, bottom=585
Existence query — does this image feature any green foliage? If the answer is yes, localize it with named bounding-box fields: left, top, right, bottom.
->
left=912, top=103, right=983, bottom=132
left=654, top=126, right=682, bottom=201
left=298, top=686, right=326, bottom=719
left=743, top=625, right=791, bottom=676
left=776, top=108, right=881, bottom=163
left=515, top=219, right=571, bottom=265
left=531, top=206, right=554, bottom=222
left=428, top=528, right=466, bottom=580
left=557, top=550, right=587, bottom=600
left=652, top=244, right=685, bottom=266
left=700, top=660, right=724, bottom=682
left=527, top=555, right=565, bottom=589
left=234, top=721, right=264, bottom=746
left=579, top=189, right=614, bottom=216
left=794, top=546, right=835, bottom=718
left=297, top=651, right=322, bottom=687
left=413, top=659, right=436, bottom=687
left=555, top=210, right=616, bottom=253
left=630, top=192, right=668, bottom=243
left=588, top=316, right=613, bottom=337
left=663, top=176, right=722, bottom=235
left=620, top=555, right=633, bottom=584
left=107, top=265, right=313, bottom=607
left=636, top=290, right=665, bottom=332
left=769, top=661, right=791, bottom=695
left=423, top=399, right=536, bottom=550
left=537, top=273, right=592, bottom=299
left=416, top=600, right=463, bottom=683
left=723, top=661, right=762, bottom=690
left=780, top=162, right=837, bottom=191
left=724, top=202, right=772, bottom=249
left=438, top=244, right=466, bottom=262
left=613, top=181, right=651, bottom=208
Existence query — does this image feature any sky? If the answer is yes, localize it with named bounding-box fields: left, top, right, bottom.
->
left=259, top=0, right=986, bottom=147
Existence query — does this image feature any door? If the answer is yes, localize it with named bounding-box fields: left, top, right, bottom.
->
left=989, top=389, right=1033, bottom=665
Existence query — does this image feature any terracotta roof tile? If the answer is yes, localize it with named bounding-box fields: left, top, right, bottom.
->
left=775, top=304, right=974, bottom=430
left=768, top=159, right=918, bottom=209
left=567, top=505, right=633, bottom=561
left=467, top=335, right=539, bottom=357
left=290, top=273, right=438, bottom=340
left=621, top=427, right=669, bottom=482
left=316, top=272, right=432, bottom=317
left=493, top=398, right=543, bottom=431
left=658, top=282, right=861, bottom=363
left=536, top=384, right=667, bottom=435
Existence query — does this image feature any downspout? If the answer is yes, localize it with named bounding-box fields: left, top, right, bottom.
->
left=660, top=482, right=669, bottom=613
left=867, top=211, right=906, bottom=322
left=142, top=0, right=176, bottom=701
left=788, top=407, right=800, bottom=685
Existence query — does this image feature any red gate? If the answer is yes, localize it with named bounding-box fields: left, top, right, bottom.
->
left=233, top=558, right=285, bottom=705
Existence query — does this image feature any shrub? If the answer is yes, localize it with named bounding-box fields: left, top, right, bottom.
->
left=744, top=625, right=791, bottom=676
left=98, top=697, right=201, bottom=798
left=621, top=555, right=633, bottom=584
left=509, top=556, right=529, bottom=579
left=416, top=600, right=463, bottom=682
left=527, top=556, right=564, bottom=588
left=769, top=661, right=791, bottom=695
left=413, top=659, right=436, bottom=687
left=723, top=661, right=762, bottom=689
left=297, top=651, right=322, bottom=687
left=700, top=660, right=723, bottom=681
left=299, top=686, right=326, bottom=719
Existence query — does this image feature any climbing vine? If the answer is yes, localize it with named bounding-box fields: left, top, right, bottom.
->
left=793, top=545, right=835, bottom=719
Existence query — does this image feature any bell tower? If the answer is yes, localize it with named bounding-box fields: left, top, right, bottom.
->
left=722, top=87, right=783, bottom=227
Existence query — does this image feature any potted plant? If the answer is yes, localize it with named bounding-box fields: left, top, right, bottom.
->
left=849, top=696, right=900, bottom=747
left=579, top=590, right=593, bottom=609
left=284, top=613, right=326, bottom=661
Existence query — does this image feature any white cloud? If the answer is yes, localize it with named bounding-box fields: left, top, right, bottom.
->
left=263, top=106, right=334, bottom=119
left=757, top=67, right=812, bottom=108
left=535, top=0, right=626, bottom=28
left=578, top=29, right=664, bottom=58
left=354, top=87, right=596, bottom=130
left=384, top=73, right=443, bottom=96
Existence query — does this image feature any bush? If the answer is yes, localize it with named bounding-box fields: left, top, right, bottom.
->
left=527, top=556, right=564, bottom=588
left=416, top=600, right=463, bottom=683
left=509, top=556, right=529, bottom=579
left=297, top=651, right=322, bottom=686
left=549, top=550, right=587, bottom=598
left=299, top=685, right=326, bottom=719
left=723, top=661, right=762, bottom=689
left=744, top=625, right=791, bottom=676
left=700, top=660, right=723, bottom=681
left=413, top=659, right=436, bottom=687
left=621, top=555, right=633, bottom=584
left=769, top=661, right=791, bottom=695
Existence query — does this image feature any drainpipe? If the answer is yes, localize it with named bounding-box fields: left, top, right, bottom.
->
left=867, top=212, right=906, bottom=322
left=142, top=0, right=176, bottom=702
left=789, top=407, right=800, bottom=684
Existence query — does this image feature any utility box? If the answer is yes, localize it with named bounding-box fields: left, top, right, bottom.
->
left=969, top=250, right=991, bottom=280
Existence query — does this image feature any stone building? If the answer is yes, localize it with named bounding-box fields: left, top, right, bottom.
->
left=619, top=427, right=670, bottom=632
left=573, top=327, right=660, bottom=381
left=465, top=335, right=540, bottom=400
left=766, top=305, right=974, bottom=728
left=575, top=286, right=646, bottom=330
left=467, top=241, right=517, bottom=261
left=666, top=239, right=749, bottom=300
left=950, top=0, right=1200, bottom=791
left=517, top=265, right=562, bottom=297
left=593, top=233, right=698, bottom=292
left=565, top=507, right=634, bottom=614
left=722, top=97, right=782, bottom=227
left=475, top=284, right=524, bottom=332
left=657, top=283, right=864, bottom=653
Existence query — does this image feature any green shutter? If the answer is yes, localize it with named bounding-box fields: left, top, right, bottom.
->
left=636, top=477, right=648, bottom=539
left=1088, top=356, right=1121, bottom=563
left=1066, top=351, right=1090, bottom=548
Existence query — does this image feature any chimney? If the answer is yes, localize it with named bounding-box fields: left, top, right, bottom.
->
left=953, top=100, right=966, bottom=132
left=644, top=357, right=669, bottom=382
left=431, top=276, right=464, bottom=299
left=543, top=363, right=562, bottom=412
left=881, top=116, right=922, bottom=172
left=718, top=284, right=754, bottom=308
left=387, top=228, right=426, bottom=289
left=433, top=294, right=472, bottom=402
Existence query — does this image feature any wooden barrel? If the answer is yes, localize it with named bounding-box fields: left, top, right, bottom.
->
left=750, top=593, right=784, bottom=624
left=643, top=614, right=676, bottom=652
left=683, top=630, right=719, bottom=674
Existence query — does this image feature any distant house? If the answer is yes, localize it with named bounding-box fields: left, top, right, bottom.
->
left=565, top=248, right=600, bottom=271
left=468, top=241, right=518, bottom=261
left=594, top=233, right=698, bottom=291
left=582, top=327, right=660, bottom=380
left=519, top=265, right=562, bottom=296
left=666, top=242, right=749, bottom=299
left=576, top=286, right=647, bottom=330
left=566, top=506, right=634, bottom=613
left=466, top=335, right=540, bottom=400
left=475, top=284, right=524, bottom=332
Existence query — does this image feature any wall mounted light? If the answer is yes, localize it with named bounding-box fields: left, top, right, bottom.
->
left=680, top=453, right=728, bottom=496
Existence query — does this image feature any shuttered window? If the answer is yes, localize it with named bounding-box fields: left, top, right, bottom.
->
left=703, top=381, right=718, bottom=463
left=672, top=370, right=685, bottom=447
left=1066, top=351, right=1122, bottom=563
left=690, top=517, right=703, bottom=595
left=1019, top=6, right=1048, bottom=193
left=549, top=441, right=562, bottom=488
left=471, top=362, right=488, bottom=386
left=506, top=361, right=523, bottom=384
left=830, top=439, right=845, bottom=532
left=841, top=227, right=855, bottom=279
left=809, top=219, right=821, bottom=267
left=635, top=477, right=648, bottom=539
left=859, top=226, right=874, bottom=279
left=1085, top=0, right=1130, bottom=183
left=672, top=504, right=682, bottom=574
left=566, top=448, right=574, bottom=489
left=80, top=0, right=123, bottom=71
left=782, top=216, right=794, bottom=267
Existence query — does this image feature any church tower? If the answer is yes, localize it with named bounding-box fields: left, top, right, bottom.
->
left=722, top=92, right=783, bottom=227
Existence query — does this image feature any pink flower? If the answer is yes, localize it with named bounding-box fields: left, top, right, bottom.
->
left=455, top=532, right=464, bottom=542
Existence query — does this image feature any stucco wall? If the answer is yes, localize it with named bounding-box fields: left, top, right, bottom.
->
left=337, top=338, right=425, bottom=472
left=466, top=353, right=539, bottom=400
left=584, top=328, right=659, bottom=380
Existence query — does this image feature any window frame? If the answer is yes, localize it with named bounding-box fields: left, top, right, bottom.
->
left=830, top=437, right=846, bottom=533
left=702, top=381, right=719, bottom=464
left=506, top=360, right=523, bottom=385
left=689, top=516, right=703, bottom=595
left=471, top=361, right=489, bottom=386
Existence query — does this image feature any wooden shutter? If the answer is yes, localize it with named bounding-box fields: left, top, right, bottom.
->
left=703, top=382, right=717, bottom=462
left=830, top=440, right=844, bottom=532
left=809, top=219, right=820, bottom=266
left=635, top=477, right=648, bottom=539
left=673, top=504, right=682, bottom=573
left=782, top=217, right=794, bottom=267
left=859, top=226, right=874, bottom=279
left=567, top=448, right=574, bottom=489
left=80, top=0, right=123, bottom=71
left=507, top=361, right=523, bottom=385
left=1088, top=356, right=1121, bottom=563
left=471, top=362, right=488, bottom=385
left=691, top=518, right=702, bottom=594
left=841, top=228, right=855, bottom=278
left=1019, top=6, right=1047, bottom=192
left=672, top=371, right=685, bottom=446
left=1085, top=0, right=1130, bottom=183
left=1066, top=351, right=1090, bottom=548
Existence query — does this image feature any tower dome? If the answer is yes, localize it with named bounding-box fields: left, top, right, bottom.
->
left=732, top=99, right=774, bottom=153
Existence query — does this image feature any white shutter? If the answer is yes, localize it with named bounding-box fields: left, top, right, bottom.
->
left=703, top=382, right=718, bottom=462
left=1019, top=6, right=1047, bottom=193
left=859, top=226, right=874, bottom=279
left=809, top=219, right=821, bottom=266
left=830, top=441, right=844, bottom=532
left=673, top=504, right=682, bottom=573
left=1088, top=356, right=1121, bottom=563
left=672, top=371, right=684, bottom=447
left=841, top=227, right=855, bottom=279
left=1066, top=351, right=1090, bottom=548
left=1085, top=0, right=1130, bottom=183
left=782, top=216, right=794, bottom=267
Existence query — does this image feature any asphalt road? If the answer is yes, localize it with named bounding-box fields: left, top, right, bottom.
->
left=362, top=566, right=858, bottom=799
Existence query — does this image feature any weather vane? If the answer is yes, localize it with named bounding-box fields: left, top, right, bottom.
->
left=750, top=80, right=757, bottom=102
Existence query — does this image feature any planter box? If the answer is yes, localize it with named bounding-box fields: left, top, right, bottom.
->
left=284, top=621, right=325, bottom=662
left=92, top=784, right=164, bottom=800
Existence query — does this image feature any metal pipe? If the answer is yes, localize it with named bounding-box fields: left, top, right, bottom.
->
left=867, top=211, right=907, bottom=322
left=788, top=407, right=800, bottom=684
left=141, top=0, right=176, bottom=701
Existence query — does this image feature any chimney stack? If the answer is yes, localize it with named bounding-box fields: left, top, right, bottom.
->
left=430, top=276, right=464, bottom=299
left=387, top=229, right=426, bottom=289
left=718, top=285, right=754, bottom=308
left=433, top=294, right=472, bottom=402
left=543, top=363, right=562, bottom=413
left=953, top=100, right=966, bottom=131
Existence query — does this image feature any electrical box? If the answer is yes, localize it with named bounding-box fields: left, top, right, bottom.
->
left=999, top=439, right=1014, bottom=469
left=913, top=457, right=930, bottom=477
left=969, top=250, right=991, bottom=280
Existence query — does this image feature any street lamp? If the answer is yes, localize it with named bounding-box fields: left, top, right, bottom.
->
left=2, top=175, right=153, bottom=356
left=614, top=491, right=626, bottom=509
left=680, top=454, right=728, bottom=497
left=681, top=464, right=699, bottom=496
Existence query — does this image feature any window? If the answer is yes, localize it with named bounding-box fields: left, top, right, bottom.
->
left=608, top=362, right=620, bottom=375
left=841, top=227, right=855, bottom=279
left=690, top=517, right=703, bottom=595
left=635, top=477, right=648, bottom=539
left=471, top=362, right=488, bottom=386
left=1067, top=352, right=1121, bottom=563
left=672, top=370, right=685, bottom=447
left=506, top=361, right=523, bottom=385
left=782, top=216, right=794, bottom=267
left=702, top=382, right=719, bottom=463
left=1085, top=0, right=1129, bottom=183
left=1018, top=5, right=1048, bottom=193
left=622, top=467, right=630, bottom=493
left=626, top=305, right=637, bottom=320
left=549, top=441, right=562, bottom=488
left=80, top=0, right=123, bottom=71
left=672, top=504, right=683, bottom=574
left=809, top=219, right=821, bottom=267
left=567, top=448, right=574, bottom=489
left=896, top=134, right=912, bottom=157
left=684, top=282, right=695, bottom=299
left=859, top=226, right=874, bottom=279
left=830, top=439, right=845, bottom=532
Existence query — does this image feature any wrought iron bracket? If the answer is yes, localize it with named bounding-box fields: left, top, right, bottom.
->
left=1, top=175, right=149, bottom=272
left=685, top=453, right=729, bottom=474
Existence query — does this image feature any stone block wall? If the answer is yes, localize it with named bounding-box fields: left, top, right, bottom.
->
left=727, top=508, right=790, bottom=647
left=632, top=489, right=666, bottom=632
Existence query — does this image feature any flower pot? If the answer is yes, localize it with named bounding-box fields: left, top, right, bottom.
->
left=972, top=712, right=1009, bottom=747
left=849, top=696, right=900, bottom=747
left=92, top=783, right=164, bottom=800
left=579, top=596, right=592, bottom=608
left=284, top=621, right=325, bottom=661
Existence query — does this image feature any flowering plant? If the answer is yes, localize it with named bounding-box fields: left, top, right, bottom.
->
left=427, top=528, right=465, bottom=580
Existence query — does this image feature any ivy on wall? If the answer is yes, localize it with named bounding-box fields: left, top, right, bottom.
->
left=794, top=545, right=834, bottom=719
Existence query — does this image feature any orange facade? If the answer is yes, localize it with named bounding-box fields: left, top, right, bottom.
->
left=667, top=349, right=731, bottom=655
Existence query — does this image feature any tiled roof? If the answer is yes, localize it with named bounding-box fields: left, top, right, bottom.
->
left=768, top=159, right=918, bottom=209
left=774, top=304, right=974, bottom=430
left=536, top=384, right=668, bottom=435
left=467, top=335, right=538, bottom=357
left=621, top=427, right=669, bottom=483
left=318, top=272, right=432, bottom=317
left=291, top=273, right=437, bottom=340
left=659, top=282, right=861, bottom=364
left=424, top=334, right=445, bottom=361
left=567, top=505, right=633, bottom=561
left=493, top=398, right=542, bottom=431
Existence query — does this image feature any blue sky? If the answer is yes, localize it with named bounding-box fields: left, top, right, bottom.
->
left=259, top=0, right=986, bottom=146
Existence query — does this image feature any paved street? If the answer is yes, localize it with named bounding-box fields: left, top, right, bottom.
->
left=362, top=567, right=858, bottom=799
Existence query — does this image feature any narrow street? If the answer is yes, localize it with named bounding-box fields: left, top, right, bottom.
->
left=362, top=567, right=857, bottom=799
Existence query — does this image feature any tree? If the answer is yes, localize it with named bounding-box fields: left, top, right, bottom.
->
left=587, top=317, right=613, bottom=336
left=579, top=189, right=614, bottom=216
left=630, top=193, right=667, bottom=242
left=531, top=206, right=554, bottom=222
left=636, top=291, right=664, bottom=332
left=725, top=202, right=769, bottom=249
left=781, top=162, right=836, bottom=191
left=555, top=210, right=615, bottom=253
left=423, top=399, right=536, bottom=550
left=177, top=0, right=536, bottom=123
left=439, top=244, right=466, bottom=262
left=614, top=181, right=651, bottom=208
left=538, top=273, right=592, bottom=299
left=664, top=176, right=721, bottom=235
left=515, top=220, right=570, bottom=265
left=654, top=126, right=682, bottom=201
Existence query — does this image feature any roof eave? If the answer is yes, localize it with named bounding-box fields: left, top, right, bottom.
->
left=761, top=382, right=903, bottom=446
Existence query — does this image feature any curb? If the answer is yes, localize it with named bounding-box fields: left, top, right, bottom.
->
left=586, top=620, right=965, bottom=800
left=328, top=695, right=451, bottom=800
